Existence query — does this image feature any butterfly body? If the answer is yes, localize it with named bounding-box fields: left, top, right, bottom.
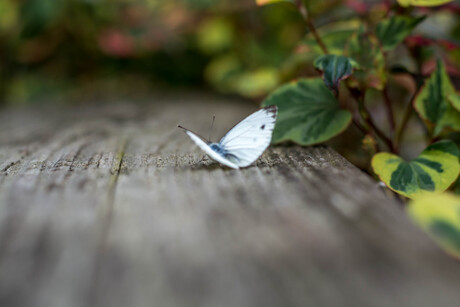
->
left=209, top=143, right=225, bottom=154
left=180, top=105, right=277, bottom=169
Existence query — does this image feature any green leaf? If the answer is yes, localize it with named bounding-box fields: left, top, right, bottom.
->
left=255, top=0, right=294, bottom=5
left=346, top=26, right=386, bottom=91
left=448, top=93, right=460, bottom=113
left=289, top=20, right=359, bottom=75
left=414, top=59, right=460, bottom=136
left=313, top=55, right=358, bottom=93
left=372, top=140, right=460, bottom=199
left=299, top=20, right=360, bottom=57
left=397, top=0, right=454, bottom=7
left=407, top=193, right=460, bottom=259
left=302, top=30, right=355, bottom=56
left=376, top=16, right=425, bottom=51
left=261, top=78, right=352, bottom=145
left=287, top=29, right=355, bottom=73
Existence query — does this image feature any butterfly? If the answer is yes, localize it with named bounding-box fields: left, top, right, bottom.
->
left=178, top=105, right=277, bottom=169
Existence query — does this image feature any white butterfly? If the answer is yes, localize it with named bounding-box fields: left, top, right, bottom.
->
left=178, top=105, right=277, bottom=169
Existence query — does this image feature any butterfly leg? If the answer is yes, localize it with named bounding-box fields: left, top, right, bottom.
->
left=197, top=155, right=208, bottom=163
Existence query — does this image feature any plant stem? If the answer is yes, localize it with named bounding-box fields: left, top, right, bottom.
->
left=352, top=116, right=381, bottom=152
left=364, top=105, right=395, bottom=152
left=395, top=41, right=425, bottom=150
left=352, top=116, right=368, bottom=135
left=394, top=93, right=415, bottom=148
left=382, top=86, right=396, bottom=144
left=305, top=19, right=329, bottom=55
left=353, top=90, right=395, bottom=153
left=295, top=0, right=329, bottom=54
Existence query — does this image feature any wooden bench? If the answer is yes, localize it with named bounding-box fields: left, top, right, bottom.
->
left=1, top=94, right=460, bottom=306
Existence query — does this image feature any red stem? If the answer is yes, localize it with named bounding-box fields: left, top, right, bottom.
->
left=295, top=0, right=328, bottom=54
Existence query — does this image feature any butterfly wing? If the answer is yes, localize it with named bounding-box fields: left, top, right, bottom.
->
left=184, top=131, right=239, bottom=169
left=219, top=105, right=277, bottom=167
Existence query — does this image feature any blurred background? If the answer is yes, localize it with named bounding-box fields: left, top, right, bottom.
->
left=0, top=0, right=459, bottom=105
left=0, top=0, right=308, bottom=105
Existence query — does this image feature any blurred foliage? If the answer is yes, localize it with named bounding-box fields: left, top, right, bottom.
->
left=3, top=0, right=458, bottom=106
left=0, top=0, right=306, bottom=104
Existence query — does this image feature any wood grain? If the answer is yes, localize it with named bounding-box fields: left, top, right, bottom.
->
left=1, top=95, right=460, bottom=307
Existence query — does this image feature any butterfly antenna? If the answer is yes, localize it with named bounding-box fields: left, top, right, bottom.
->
left=208, top=114, right=215, bottom=142
left=177, top=124, right=210, bottom=143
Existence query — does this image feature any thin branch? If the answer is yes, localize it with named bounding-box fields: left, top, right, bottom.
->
left=382, top=86, right=396, bottom=149
left=394, top=93, right=415, bottom=148
left=395, top=41, right=425, bottom=150
left=305, top=19, right=329, bottom=54
left=363, top=105, right=395, bottom=153
left=352, top=112, right=381, bottom=152
left=295, top=0, right=329, bottom=54
left=352, top=117, right=368, bottom=135
left=352, top=89, right=395, bottom=153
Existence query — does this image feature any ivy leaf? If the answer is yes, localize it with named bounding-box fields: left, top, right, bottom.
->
left=372, top=140, right=460, bottom=199
left=376, top=16, right=425, bottom=51
left=397, top=0, right=454, bottom=7
left=255, top=0, right=294, bottom=5
left=407, top=193, right=460, bottom=259
left=414, top=59, right=460, bottom=136
left=313, top=55, right=358, bottom=93
left=346, top=26, right=386, bottom=91
left=261, top=78, right=352, bottom=145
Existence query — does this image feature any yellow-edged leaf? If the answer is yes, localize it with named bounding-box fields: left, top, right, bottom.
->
left=397, top=0, right=454, bottom=7
left=407, top=193, right=460, bottom=259
left=414, top=59, right=460, bottom=136
left=372, top=140, right=460, bottom=199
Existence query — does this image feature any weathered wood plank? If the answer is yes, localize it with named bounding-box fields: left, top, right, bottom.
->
left=1, top=95, right=460, bottom=307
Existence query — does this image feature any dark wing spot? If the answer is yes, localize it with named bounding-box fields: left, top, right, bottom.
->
left=263, top=105, right=276, bottom=112
left=261, top=124, right=265, bottom=130
left=262, top=105, right=277, bottom=119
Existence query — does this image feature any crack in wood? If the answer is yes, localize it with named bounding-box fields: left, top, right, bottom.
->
left=1, top=160, right=20, bottom=174
left=87, top=137, right=128, bottom=306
